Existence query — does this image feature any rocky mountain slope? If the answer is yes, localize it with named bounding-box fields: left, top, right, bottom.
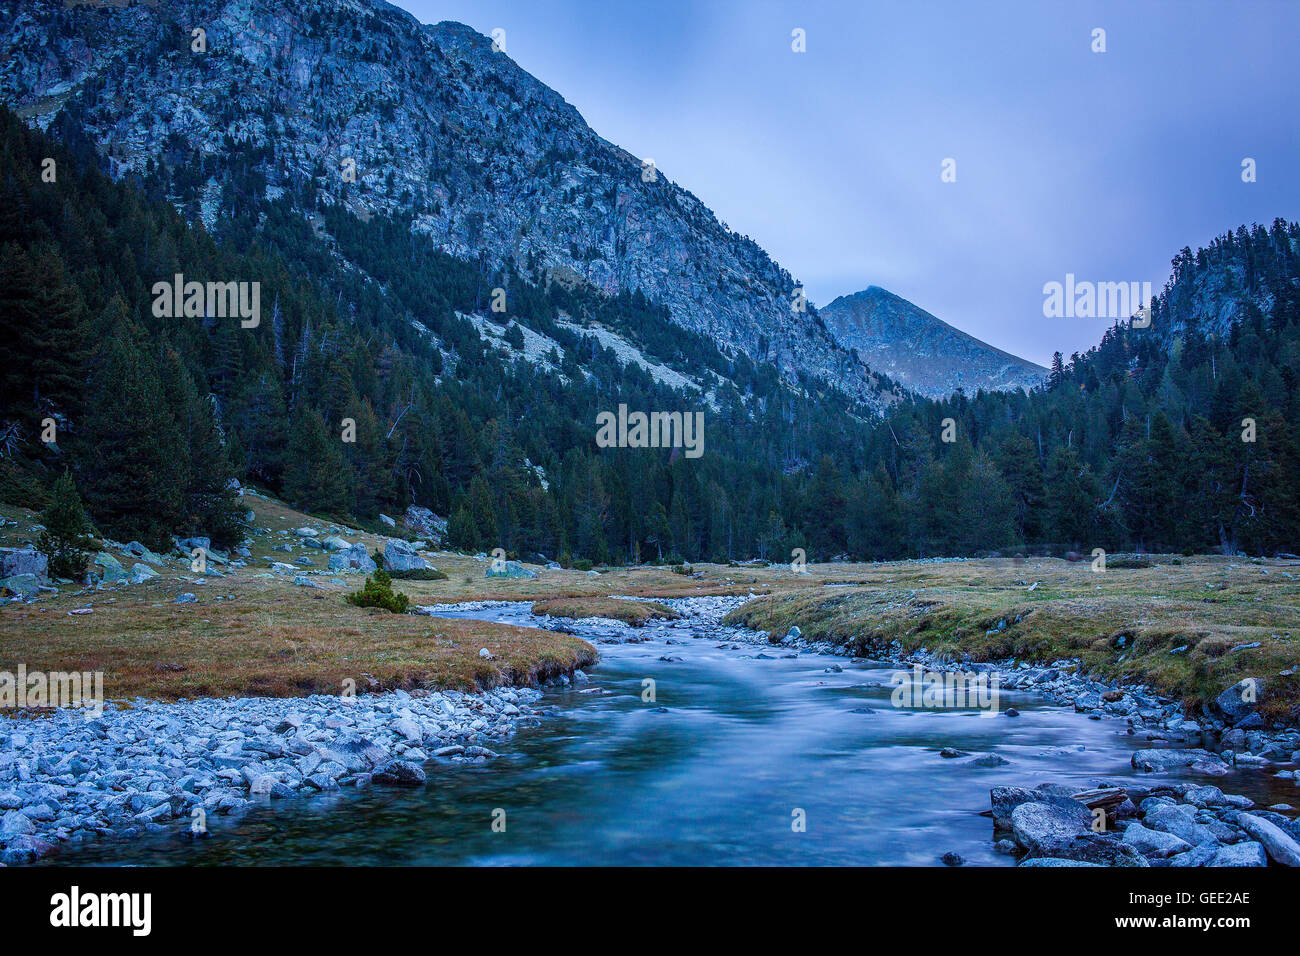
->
left=819, top=287, right=1047, bottom=398
left=0, top=0, right=901, bottom=409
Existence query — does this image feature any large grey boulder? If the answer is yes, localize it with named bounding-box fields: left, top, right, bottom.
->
left=1122, top=821, right=1192, bottom=858
left=0, top=573, right=41, bottom=598
left=0, top=547, right=47, bottom=580
left=1235, top=812, right=1300, bottom=866
left=321, top=536, right=352, bottom=552
left=1011, top=802, right=1148, bottom=866
left=1215, top=678, right=1264, bottom=723
left=383, top=539, right=430, bottom=573
left=93, top=551, right=128, bottom=583
left=485, top=559, right=537, bottom=579
left=329, top=544, right=377, bottom=573
left=1145, top=803, right=1220, bottom=846
left=990, top=786, right=1091, bottom=831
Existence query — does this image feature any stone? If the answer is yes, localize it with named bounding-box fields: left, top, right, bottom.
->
left=174, top=592, right=197, bottom=604
left=485, top=559, right=537, bottom=579
left=1144, top=804, right=1219, bottom=846
left=1122, top=821, right=1192, bottom=858
left=130, top=563, right=158, bottom=584
left=1, top=809, right=36, bottom=836
left=321, top=536, right=352, bottom=552
left=383, top=539, right=430, bottom=573
left=990, top=787, right=1091, bottom=830
left=94, top=552, right=129, bottom=583
left=1018, top=858, right=1104, bottom=867
left=0, top=547, right=47, bottom=580
left=373, top=760, right=427, bottom=786
left=963, top=753, right=1009, bottom=768
left=1011, top=802, right=1148, bottom=866
left=1209, top=842, right=1268, bottom=867
left=1215, top=677, right=1264, bottom=723
left=329, top=543, right=377, bottom=573
left=0, top=573, right=42, bottom=598
left=1130, top=748, right=1229, bottom=774
left=1235, top=812, right=1300, bottom=866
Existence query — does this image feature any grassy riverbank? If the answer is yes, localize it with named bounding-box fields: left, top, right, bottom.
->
left=531, top=596, right=679, bottom=625
left=722, top=556, right=1300, bottom=720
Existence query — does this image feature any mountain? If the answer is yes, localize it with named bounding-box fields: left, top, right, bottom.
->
left=819, top=287, right=1047, bottom=399
left=0, top=0, right=901, bottom=409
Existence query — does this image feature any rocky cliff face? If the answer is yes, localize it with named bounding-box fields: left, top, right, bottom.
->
left=819, top=287, right=1047, bottom=399
left=0, top=0, right=901, bottom=410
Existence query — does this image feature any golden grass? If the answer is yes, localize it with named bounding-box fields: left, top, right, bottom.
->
left=530, top=596, right=680, bottom=626
left=0, top=570, right=595, bottom=700
left=722, top=556, right=1300, bottom=717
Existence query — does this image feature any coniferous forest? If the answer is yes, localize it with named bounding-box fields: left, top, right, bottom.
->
left=2, top=105, right=1298, bottom=563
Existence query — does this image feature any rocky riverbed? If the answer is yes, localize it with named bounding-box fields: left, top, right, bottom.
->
left=0, top=684, right=546, bottom=865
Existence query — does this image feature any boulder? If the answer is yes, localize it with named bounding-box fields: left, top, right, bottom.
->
left=1235, top=812, right=1300, bottom=866
left=990, top=786, right=1091, bottom=830
left=0, top=573, right=41, bottom=598
left=373, top=760, right=427, bottom=787
left=0, top=547, right=47, bottom=580
left=130, top=563, right=158, bottom=584
left=1011, top=802, right=1148, bottom=866
left=329, top=544, right=376, bottom=573
left=1215, top=678, right=1264, bottom=723
left=1145, top=804, right=1219, bottom=846
left=1122, top=821, right=1192, bottom=858
left=1208, top=842, right=1268, bottom=867
left=93, top=552, right=128, bottom=583
left=1131, top=748, right=1229, bottom=774
left=402, top=505, right=447, bottom=543
left=485, top=559, right=537, bottom=579
left=384, top=539, right=430, bottom=573
left=321, top=536, right=352, bottom=552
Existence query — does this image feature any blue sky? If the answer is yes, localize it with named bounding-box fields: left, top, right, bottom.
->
left=394, top=0, right=1299, bottom=366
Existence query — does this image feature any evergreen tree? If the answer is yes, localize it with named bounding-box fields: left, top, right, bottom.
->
left=38, top=470, right=94, bottom=580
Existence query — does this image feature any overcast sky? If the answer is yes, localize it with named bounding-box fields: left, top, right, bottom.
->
left=394, top=0, right=1299, bottom=366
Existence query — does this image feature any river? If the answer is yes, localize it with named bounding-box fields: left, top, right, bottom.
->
left=48, top=596, right=1287, bottom=866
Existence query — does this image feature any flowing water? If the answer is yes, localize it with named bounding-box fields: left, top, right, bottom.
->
left=50, top=597, right=1289, bottom=866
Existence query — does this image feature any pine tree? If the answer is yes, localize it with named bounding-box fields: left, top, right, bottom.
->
left=282, top=406, right=354, bottom=519
left=38, top=470, right=94, bottom=580
left=78, top=318, right=186, bottom=550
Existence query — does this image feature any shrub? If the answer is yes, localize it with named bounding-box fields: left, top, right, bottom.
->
left=346, top=569, right=409, bottom=613
left=572, top=558, right=593, bottom=572
left=388, top=567, right=447, bottom=581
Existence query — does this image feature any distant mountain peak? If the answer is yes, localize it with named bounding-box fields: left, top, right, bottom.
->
left=819, top=286, right=1046, bottom=398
